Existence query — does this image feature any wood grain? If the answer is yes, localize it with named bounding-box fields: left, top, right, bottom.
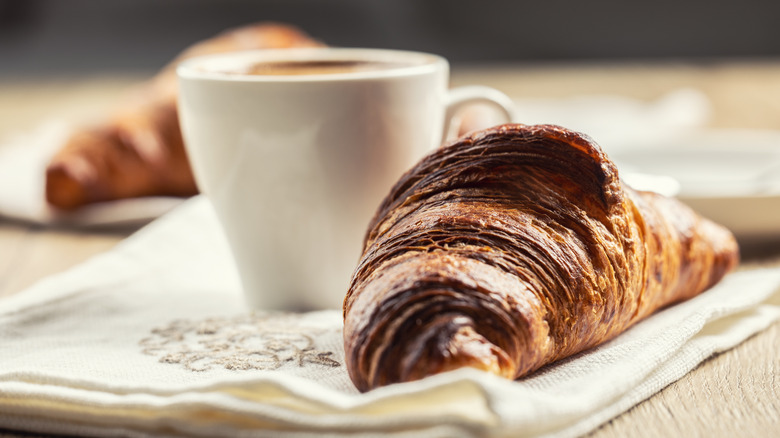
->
left=0, top=222, right=32, bottom=296
left=0, top=224, right=126, bottom=298
left=589, top=320, right=780, bottom=437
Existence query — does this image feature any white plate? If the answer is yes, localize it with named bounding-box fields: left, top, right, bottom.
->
left=611, top=129, right=780, bottom=239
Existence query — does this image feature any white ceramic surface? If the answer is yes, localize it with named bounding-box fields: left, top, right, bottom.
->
left=612, top=129, right=780, bottom=239
left=177, top=48, right=513, bottom=311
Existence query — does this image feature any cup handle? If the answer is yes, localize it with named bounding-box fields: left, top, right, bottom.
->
left=442, top=85, right=516, bottom=143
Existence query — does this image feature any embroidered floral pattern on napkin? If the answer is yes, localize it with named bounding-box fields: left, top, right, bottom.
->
left=140, top=314, right=341, bottom=372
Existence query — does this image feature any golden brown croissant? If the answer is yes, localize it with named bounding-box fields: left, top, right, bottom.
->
left=343, top=123, right=739, bottom=392
left=45, top=23, right=323, bottom=210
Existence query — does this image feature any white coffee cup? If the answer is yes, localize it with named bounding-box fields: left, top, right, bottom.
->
left=177, top=48, right=514, bottom=311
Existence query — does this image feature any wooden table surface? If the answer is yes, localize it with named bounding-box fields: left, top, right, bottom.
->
left=1, top=60, right=779, bottom=437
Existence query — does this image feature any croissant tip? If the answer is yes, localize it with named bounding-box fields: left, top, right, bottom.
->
left=399, top=318, right=515, bottom=383
left=45, top=163, right=89, bottom=210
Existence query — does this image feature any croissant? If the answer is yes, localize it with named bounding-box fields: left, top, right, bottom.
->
left=45, top=23, right=323, bottom=210
left=343, top=123, right=739, bottom=392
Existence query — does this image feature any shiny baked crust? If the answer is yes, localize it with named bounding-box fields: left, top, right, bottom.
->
left=45, top=23, right=323, bottom=210
left=343, top=123, right=739, bottom=392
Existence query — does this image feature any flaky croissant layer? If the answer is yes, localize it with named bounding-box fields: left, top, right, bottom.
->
left=343, top=124, right=738, bottom=392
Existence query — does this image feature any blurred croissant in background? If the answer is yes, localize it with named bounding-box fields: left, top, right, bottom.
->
left=45, top=23, right=323, bottom=210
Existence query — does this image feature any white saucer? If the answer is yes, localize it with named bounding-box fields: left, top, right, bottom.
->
left=611, top=129, right=780, bottom=238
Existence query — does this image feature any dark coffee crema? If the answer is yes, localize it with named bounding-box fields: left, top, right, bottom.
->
left=230, top=59, right=416, bottom=76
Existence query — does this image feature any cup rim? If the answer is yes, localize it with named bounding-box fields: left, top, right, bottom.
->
left=176, top=47, right=447, bottom=82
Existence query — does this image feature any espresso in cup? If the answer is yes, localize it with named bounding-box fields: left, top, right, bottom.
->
left=178, top=48, right=514, bottom=311
left=230, top=59, right=416, bottom=76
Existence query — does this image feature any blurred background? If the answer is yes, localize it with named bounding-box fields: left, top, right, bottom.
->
left=2, top=0, right=780, bottom=78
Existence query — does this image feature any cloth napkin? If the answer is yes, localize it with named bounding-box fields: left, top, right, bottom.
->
left=1, top=196, right=779, bottom=438
left=0, top=89, right=709, bottom=227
